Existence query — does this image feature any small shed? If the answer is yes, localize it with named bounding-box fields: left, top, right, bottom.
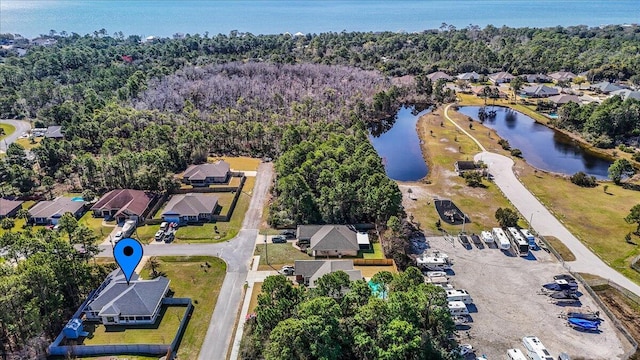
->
left=62, top=318, right=89, bottom=339
left=356, top=232, right=371, bottom=250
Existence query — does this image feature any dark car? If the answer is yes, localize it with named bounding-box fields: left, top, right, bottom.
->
left=271, top=235, right=287, bottom=243
left=280, top=230, right=296, bottom=239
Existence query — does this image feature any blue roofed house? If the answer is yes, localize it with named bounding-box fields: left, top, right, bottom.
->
left=161, top=193, right=219, bottom=224
left=83, top=269, right=170, bottom=325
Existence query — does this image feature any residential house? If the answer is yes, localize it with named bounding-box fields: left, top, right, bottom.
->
left=454, top=161, right=482, bottom=176
left=470, top=85, right=507, bottom=98
left=590, top=82, right=623, bottom=94
left=548, top=71, right=576, bottom=83
left=84, top=269, right=170, bottom=325
left=520, top=74, right=552, bottom=83
left=28, top=197, right=85, bottom=225
left=294, top=260, right=363, bottom=288
left=547, top=94, right=581, bottom=105
left=296, top=225, right=369, bottom=257
left=182, top=161, right=231, bottom=187
left=45, top=125, right=64, bottom=139
left=609, top=89, right=640, bottom=101
left=90, top=189, right=155, bottom=223
left=488, top=71, right=514, bottom=84
left=0, top=198, right=23, bottom=219
left=520, top=85, right=559, bottom=98
left=161, top=193, right=218, bottom=224
left=426, top=71, right=453, bottom=82
left=456, top=72, right=480, bottom=82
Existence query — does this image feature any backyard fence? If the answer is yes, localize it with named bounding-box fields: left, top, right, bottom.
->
left=353, top=258, right=394, bottom=266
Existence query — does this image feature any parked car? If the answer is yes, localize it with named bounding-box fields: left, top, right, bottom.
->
left=154, top=230, right=165, bottom=241
left=280, top=265, right=295, bottom=276
left=164, top=232, right=175, bottom=243
left=280, top=230, right=296, bottom=239
left=271, top=235, right=287, bottom=243
left=159, top=222, right=168, bottom=231
left=113, top=231, right=123, bottom=242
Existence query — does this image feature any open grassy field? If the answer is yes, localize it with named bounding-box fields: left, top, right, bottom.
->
left=0, top=123, right=15, bottom=140
left=255, top=243, right=312, bottom=270
left=543, top=235, right=576, bottom=261
left=207, top=156, right=261, bottom=172
left=14, top=137, right=42, bottom=150
left=78, top=212, right=113, bottom=239
left=247, top=282, right=263, bottom=315
left=407, top=105, right=515, bottom=236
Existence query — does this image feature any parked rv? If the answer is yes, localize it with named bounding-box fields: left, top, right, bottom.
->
left=492, top=227, right=511, bottom=250
left=520, top=228, right=537, bottom=249
left=506, top=348, right=528, bottom=360
left=446, top=289, right=473, bottom=304
left=481, top=230, right=494, bottom=243
left=447, top=300, right=469, bottom=316
left=416, top=255, right=451, bottom=271
left=507, top=227, right=529, bottom=256
left=522, top=336, right=554, bottom=360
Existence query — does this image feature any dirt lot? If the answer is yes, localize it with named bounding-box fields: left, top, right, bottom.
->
left=421, top=236, right=634, bottom=360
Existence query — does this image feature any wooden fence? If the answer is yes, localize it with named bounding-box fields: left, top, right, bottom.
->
left=353, top=258, right=394, bottom=266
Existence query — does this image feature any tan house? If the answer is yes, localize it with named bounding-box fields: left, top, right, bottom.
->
left=0, top=198, right=23, bottom=219
left=182, top=161, right=230, bottom=187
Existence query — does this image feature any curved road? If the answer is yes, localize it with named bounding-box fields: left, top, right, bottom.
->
left=0, top=119, right=31, bottom=151
left=444, top=104, right=640, bottom=296
left=97, top=162, right=274, bottom=359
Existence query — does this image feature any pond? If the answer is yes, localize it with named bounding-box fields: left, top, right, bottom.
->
left=369, top=106, right=430, bottom=181
left=457, top=106, right=612, bottom=179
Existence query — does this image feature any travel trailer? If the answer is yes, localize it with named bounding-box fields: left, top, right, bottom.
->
left=447, top=301, right=469, bottom=316
left=522, top=336, right=554, bottom=360
left=506, top=348, right=527, bottom=360
left=481, top=230, right=494, bottom=243
left=416, top=255, right=451, bottom=271
left=446, top=289, right=473, bottom=305
left=492, top=227, right=511, bottom=250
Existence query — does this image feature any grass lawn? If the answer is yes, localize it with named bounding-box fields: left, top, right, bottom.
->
left=0, top=123, right=15, bottom=140
left=136, top=223, right=161, bottom=243
left=543, top=236, right=576, bottom=261
left=409, top=105, right=514, bottom=237
left=78, top=212, right=113, bottom=239
left=209, top=156, right=261, bottom=172
left=255, top=243, right=312, bottom=270
left=15, top=137, right=42, bottom=150
left=363, top=242, right=385, bottom=259
left=82, top=256, right=225, bottom=359
left=247, top=282, right=263, bottom=315
left=0, top=201, right=35, bottom=236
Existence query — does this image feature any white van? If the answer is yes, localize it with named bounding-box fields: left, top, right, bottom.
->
left=447, top=301, right=469, bottom=316
left=507, top=348, right=528, bottom=360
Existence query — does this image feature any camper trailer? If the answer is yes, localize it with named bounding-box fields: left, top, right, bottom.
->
left=481, top=230, right=494, bottom=243
left=522, top=336, right=554, bottom=360
left=447, top=301, right=469, bottom=316
left=506, top=348, right=528, bottom=360
left=416, top=255, right=451, bottom=271
left=446, top=289, right=473, bottom=305
left=520, top=228, right=536, bottom=248
left=492, top=227, right=511, bottom=250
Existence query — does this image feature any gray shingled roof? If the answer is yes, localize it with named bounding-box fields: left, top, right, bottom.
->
left=29, top=197, right=84, bottom=219
left=521, top=85, right=559, bottom=97
left=45, top=125, right=63, bottom=138
left=309, top=225, right=359, bottom=252
left=591, top=82, right=623, bottom=94
left=547, top=94, right=581, bottom=104
left=548, top=71, right=576, bottom=81
left=0, top=198, right=23, bottom=217
left=183, top=161, right=230, bottom=181
left=294, top=260, right=362, bottom=287
left=489, top=72, right=514, bottom=81
left=85, top=269, right=170, bottom=317
left=162, top=193, right=218, bottom=217
left=427, top=71, right=453, bottom=82
left=610, top=89, right=640, bottom=101
left=456, top=72, right=480, bottom=81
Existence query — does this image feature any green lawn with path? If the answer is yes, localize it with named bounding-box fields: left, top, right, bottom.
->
left=255, top=243, right=312, bottom=269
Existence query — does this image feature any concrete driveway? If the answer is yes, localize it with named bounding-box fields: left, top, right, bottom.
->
left=0, top=119, right=31, bottom=151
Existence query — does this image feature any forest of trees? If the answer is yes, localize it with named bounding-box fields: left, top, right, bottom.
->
left=240, top=269, right=457, bottom=360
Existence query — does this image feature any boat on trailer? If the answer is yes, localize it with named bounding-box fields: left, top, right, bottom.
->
left=568, top=317, right=600, bottom=331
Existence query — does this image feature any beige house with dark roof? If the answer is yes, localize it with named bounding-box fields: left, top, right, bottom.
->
left=28, top=197, right=85, bottom=225
left=161, top=193, right=218, bottom=224
left=426, top=71, right=453, bottom=82
left=294, top=260, right=362, bottom=287
left=182, top=161, right=230, bottom=186
left=296, top=225, right=370, bottom=257
left=488, top=71, right=514, bottom=84
left=91, top=189, right=155, bottom=223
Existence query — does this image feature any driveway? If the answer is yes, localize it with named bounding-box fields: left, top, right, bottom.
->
left=0, top=119, right=31, bottom=151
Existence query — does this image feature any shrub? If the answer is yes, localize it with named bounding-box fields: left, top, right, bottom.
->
left=570, top=171, right=597, bottom=187
left=510, top=148, right=522, bottom=158
left=462, top=171, right=483, bottom=187
left=498, top=139, right=510, bottom=150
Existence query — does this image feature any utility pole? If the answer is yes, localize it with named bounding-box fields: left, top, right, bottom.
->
left=264, top=234, right=268, bottom=265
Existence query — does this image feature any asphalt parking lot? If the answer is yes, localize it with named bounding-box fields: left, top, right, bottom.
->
left=421, top=236, right=633, bottom=360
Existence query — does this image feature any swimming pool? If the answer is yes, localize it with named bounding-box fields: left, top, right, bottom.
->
left=368, top=280, right=388, bottom=299
left=71, top=196, right=84, bottom=202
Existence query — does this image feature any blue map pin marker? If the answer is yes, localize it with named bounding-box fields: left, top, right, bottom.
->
left=113, top=238, right=143, bottom=285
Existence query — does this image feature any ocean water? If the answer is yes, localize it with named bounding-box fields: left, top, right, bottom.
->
left=1, top=0, right=639, bottom=39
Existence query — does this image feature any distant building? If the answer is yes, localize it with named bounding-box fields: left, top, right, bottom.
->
left=547, top=94, right=581, bottom=105
left=590, top=82, right=623, bottom=94
left=84, top=269, right=170, bottom=325
left=45, top=125, right=64, bottom=139
left=294, top=260, right=362, bottom=287
left=609, top=89, right=640, bottom=101
left=426, top=71, right=453, bottom=82
left=520, top=73, right=552, bottom=83
left=454, top=161, right=482, bottom=176
left=28, top=197, right=85, bottom=225
left=520, top=85, right=559, bottom=98
left=0, top=198, right=23, bottom=219
left=456, top=72, right=481, bottom=82
left=182, top=161, right=231, bottom=187
left=548, top=71, right=577, bottom=83
left=488, top=71, right=514, bottom=84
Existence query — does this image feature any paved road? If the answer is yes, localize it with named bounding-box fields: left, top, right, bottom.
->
left=443, top=104, right=640, bottom=296
left=0, top=119, right=31, bottom=151
left=96, top=162, right=274, bottom=359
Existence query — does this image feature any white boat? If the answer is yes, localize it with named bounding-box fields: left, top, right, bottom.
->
left=481, top=230, right=494, bottom=243
left=446, top=289, right=474, bottom=304
left=426, top=271, right=447, bottom=278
